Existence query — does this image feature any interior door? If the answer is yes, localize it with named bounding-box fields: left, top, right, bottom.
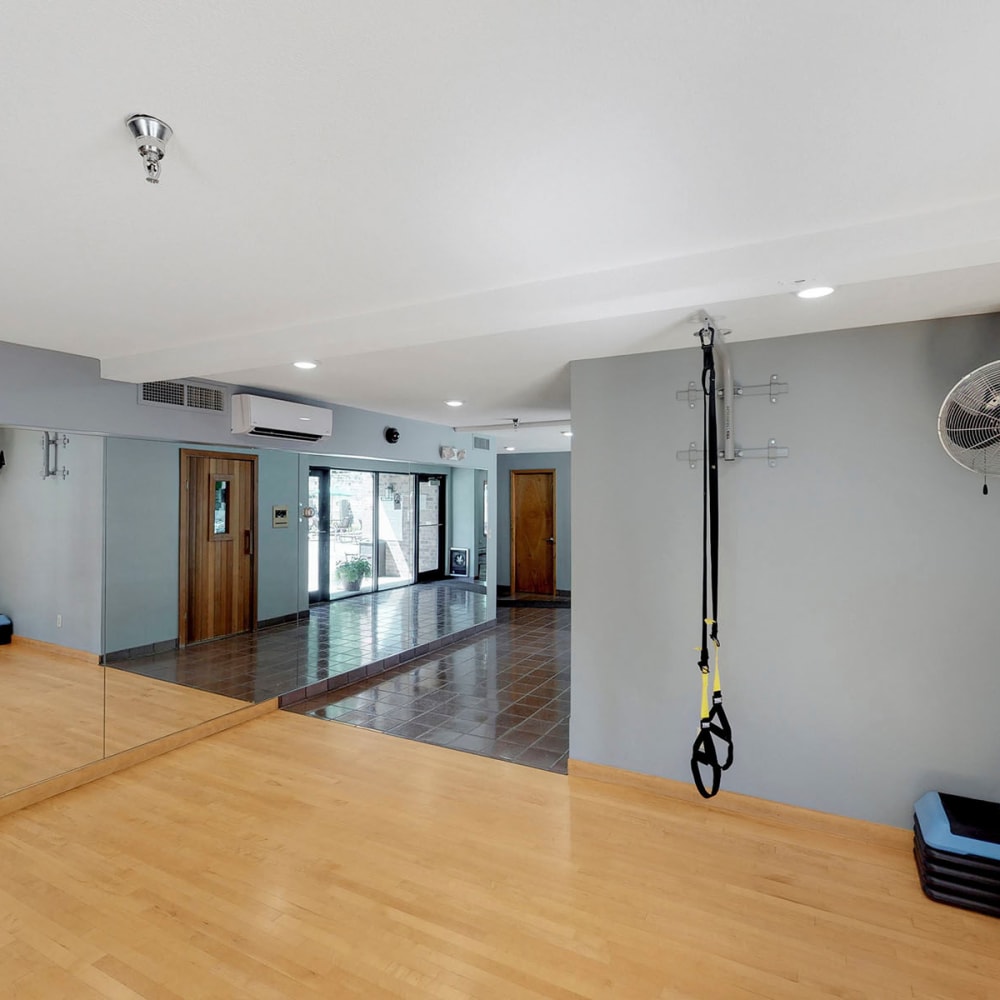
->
left=416, top=474, right=445, bottom=581
left=510, top=469, right=556, bottom=595
left=180, top=450, right=257, bottom=644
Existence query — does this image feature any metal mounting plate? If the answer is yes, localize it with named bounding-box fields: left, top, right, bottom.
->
left=677, top=439, right=789, bottom=468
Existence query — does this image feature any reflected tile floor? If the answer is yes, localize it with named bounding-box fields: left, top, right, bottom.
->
left=284, top=607, right=571, bottom=773
left=111, top=583, right=490, bottom=703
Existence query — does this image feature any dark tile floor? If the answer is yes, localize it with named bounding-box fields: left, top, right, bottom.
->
left=111, top=582, right=490, bottom=703
left=285, top=606, right=571, bottom=772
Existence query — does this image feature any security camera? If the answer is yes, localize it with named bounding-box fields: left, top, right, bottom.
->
left=384, top=427, right=400, bottom=444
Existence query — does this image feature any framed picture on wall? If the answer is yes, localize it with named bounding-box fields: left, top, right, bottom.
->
left=448, top=547, right=470, bottom=577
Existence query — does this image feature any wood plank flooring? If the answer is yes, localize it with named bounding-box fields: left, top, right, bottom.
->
left=0, top=712, right=997, bottom=998
left=0, top=644, right=245, bottom=796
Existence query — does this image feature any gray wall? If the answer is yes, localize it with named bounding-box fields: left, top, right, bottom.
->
left=257, top=449, right=302, bottom=622
left=497, top=451, right=572, bottom=590
left=0, top=428, right=104, bottom=653
left=570, top=314, right=1000, bottom=828
left=104, top=438, right=181, bottom=652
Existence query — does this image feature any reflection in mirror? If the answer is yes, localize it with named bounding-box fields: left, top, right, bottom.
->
left=0, top=646, right=104, bottom=796
left=0, top=426, right=107, bottom=798
left=103, top=669, right=245, bottom=753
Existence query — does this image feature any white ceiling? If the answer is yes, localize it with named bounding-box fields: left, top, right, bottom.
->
left=2, top=1, right=1000, bottom=453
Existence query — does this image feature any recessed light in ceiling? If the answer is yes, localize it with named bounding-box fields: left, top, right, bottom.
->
left=562, top=430, right=573, bottom=437
left=444, top=400, right=464, bottom=407
left=796, top=286, right=835, bottom=299
left=293, top=361, right=318, bottom=369
left=504, top=446, right=516, bottom=451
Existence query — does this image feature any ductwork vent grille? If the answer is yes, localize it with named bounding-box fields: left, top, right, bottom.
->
left=139, top=380, right=227, bottom=411
left=185, top=384, right=225, bottom=411
left=473, top=436, right=491, bottom=451
left=140, top=380, right=185, bottom=407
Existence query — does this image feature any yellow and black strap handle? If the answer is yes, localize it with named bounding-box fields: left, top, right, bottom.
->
left=690, top=324, right=734, bottom=799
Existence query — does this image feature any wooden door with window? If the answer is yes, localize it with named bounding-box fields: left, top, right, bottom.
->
left=510, top=469, right=556, bottom=596
left=179, top=450, right=257, bottom=645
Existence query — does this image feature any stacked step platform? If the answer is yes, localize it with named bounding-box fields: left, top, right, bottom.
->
left=913, top=791, right=1000, bottom=919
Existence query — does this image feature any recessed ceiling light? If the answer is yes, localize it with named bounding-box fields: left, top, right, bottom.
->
left=561, top=430, right=573, bottom=437
left=796, top=286, right=834, bottom=299
left=293, top=360, right=318, bottom=369
left=504, top=446, right=516, bottom=451
left=444, top=400, right=464, bottom=407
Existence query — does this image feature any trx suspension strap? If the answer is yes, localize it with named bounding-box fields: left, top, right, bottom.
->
left=690, top=322, right=734, bottom=799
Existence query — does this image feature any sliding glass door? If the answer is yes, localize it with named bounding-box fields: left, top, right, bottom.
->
left=309, top=468, right=420, bottom=601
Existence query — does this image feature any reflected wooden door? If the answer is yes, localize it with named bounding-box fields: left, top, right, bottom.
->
left=510, top=470, right=556, bottom=596
left=179, top=450, right=257, bottom=645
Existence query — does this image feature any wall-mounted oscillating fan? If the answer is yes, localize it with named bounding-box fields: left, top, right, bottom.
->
left=938, top=361, right=1000, bottom=489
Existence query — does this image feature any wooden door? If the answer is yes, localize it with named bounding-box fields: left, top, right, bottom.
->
left=179, top=450, right=257, bottom=645
left=510, top=470, right=556, bottom=595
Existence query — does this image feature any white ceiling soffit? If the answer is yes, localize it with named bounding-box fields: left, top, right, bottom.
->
left=1, top=0, right=1000, bottom=441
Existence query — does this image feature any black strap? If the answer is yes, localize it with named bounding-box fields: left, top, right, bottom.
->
left=697, top=335, right=711, bottom=675
left=705, top=346, right=719, bottom=650
left=690, top=324, right=733, bottom=798
left=691, top=720, right=722, bottom=798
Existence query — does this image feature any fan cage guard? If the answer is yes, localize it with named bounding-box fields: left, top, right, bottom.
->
left=938, top=361, right=1000, bottom=476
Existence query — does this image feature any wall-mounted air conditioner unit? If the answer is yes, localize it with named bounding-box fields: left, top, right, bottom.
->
left=231, top=394, right=333, bottom=443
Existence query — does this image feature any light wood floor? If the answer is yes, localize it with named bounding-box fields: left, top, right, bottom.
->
left=0, top=645, right=245, bottom=796
left=0, top=712, right=996, bottom=998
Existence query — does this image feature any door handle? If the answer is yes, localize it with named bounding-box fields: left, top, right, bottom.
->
left=244, top=530, right=253, bottom=556
left=546, top=537, right=555, bottom=543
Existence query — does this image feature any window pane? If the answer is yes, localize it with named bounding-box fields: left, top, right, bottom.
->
left=213, top=479, right=229, bottom=535
left=329, top=470, right=375, bottom=596
left=377, top=473, right=414, bottom=589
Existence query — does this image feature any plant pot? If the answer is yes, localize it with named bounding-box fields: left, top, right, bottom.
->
left=342, top=578, right=362, bottom=592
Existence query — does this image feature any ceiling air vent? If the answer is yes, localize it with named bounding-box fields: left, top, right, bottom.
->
left=473, top=436, right=491, bottom=451
left=139, top=379, right=228, bottom=411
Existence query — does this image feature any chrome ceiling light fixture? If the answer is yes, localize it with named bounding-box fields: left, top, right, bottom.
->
left=125, top=114, right=173, bottom=184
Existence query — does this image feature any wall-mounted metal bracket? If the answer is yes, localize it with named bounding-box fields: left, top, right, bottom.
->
left=677, top=439, right=789, bottom=469
left=676, top=374, right=789, bottom=407
left=748, top=375, right=788, bottom=405
left=41, top=431, right=69, bottom=480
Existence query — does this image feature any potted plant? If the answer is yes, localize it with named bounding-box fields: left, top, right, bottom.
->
left=335, top=555, right=371, bottom=592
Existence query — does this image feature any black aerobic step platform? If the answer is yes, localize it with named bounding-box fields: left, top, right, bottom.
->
left=914, top=824, right=1000, bottom=878
left=913, top=791, right=1000, bottom=919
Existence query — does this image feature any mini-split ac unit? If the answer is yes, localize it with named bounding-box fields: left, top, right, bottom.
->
left=231, top=394, right=333, bottom=443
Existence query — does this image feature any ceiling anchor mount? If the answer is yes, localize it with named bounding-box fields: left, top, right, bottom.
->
left=125, top=114, right=173, bottom=184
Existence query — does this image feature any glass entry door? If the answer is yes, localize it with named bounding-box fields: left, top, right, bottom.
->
left=417, top=474, right=445, bottom=581
left=309, top=468, right=420, bottom=601
left=309, top=468, right=376, bottom=601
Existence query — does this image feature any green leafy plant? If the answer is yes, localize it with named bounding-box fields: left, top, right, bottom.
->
left=335, top=555, right=371, bottom=581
